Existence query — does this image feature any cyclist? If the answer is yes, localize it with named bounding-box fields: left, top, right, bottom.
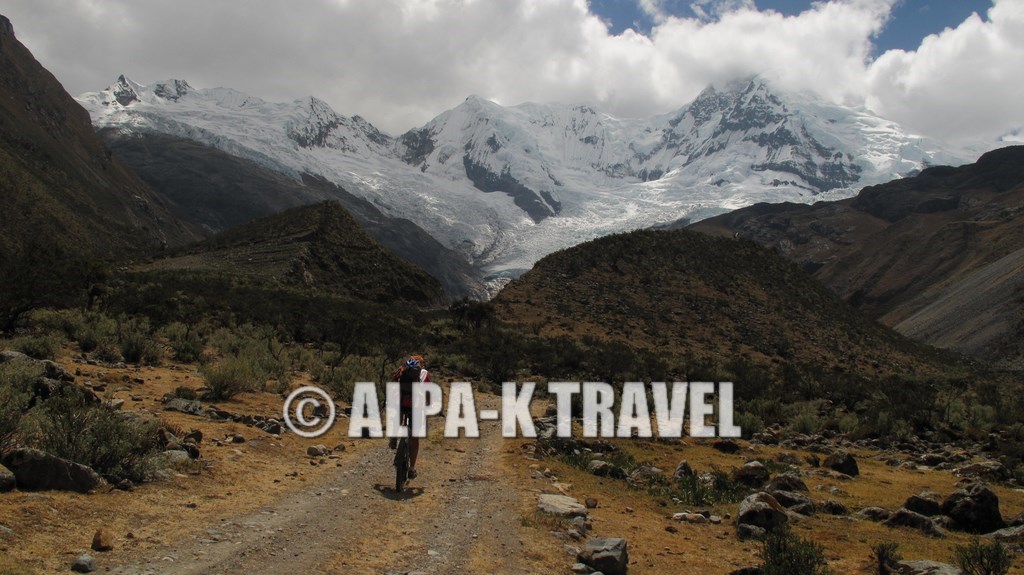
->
left=390, top=355, right=430, bottom=479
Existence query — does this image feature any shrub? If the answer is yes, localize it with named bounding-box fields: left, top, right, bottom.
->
left=10, top=333, right=63, bottom=360
left=871, top=542, right=902, bottom=575
left=761, top=525, right=831, bottom=575
left=21, top=387, right=162, bottom=482
left=735, top=411, right=765, bottom=438
left=202, top=355, right=265, bottom=400
left=76, top=312, right=117, bottom=353
left=117, top=316, right=161, bottom=365
left=172, top=385, right=198, bottom=400
left=954, top=538, right=1011, bottom=575
left=158, top=322, right=204, bottom=363
left=0, top=361, right=40, bottom=455
left=26, top=308, right=83, bottom=340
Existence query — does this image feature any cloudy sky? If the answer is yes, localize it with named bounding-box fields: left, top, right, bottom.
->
left=4, top=0, right=1022, bottom=143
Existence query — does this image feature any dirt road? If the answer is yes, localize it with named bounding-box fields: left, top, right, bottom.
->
left=110, top=412, right=532, bottom=575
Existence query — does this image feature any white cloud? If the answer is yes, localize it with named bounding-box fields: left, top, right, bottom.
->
left=1, top=0, right=1021, bottom=142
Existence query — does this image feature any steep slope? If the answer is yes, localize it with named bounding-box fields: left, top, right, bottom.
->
left=0, top=16, right=194, bottom=259
left=138, top=201, right=446, bottom=306
left=77, top=76, right=979, bottom=278
left=494, top=229, right=961, bottom=379
left=690, top=146, right=1024, bottom=367
left=100, top=130, right=486, bottom=299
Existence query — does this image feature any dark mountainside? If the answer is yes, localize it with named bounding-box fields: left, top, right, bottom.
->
left=690, top=146, right=1024, bottom=368
left=100, top=130, right=486, bottom=300
left=494, top=228, right=968, bottom=382
left=136, top=201, right=446, bottom=306
left=0, top=15, right=195, bottom=259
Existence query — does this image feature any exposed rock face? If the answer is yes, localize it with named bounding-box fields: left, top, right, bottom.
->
left=823, top=450, right=859, bottom=477
left=737, top=492, right=789, bottom=537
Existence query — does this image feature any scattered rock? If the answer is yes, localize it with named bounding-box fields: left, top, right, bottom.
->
left=672, top=460, right=694, bottom=480
left=737, top=492, right=788, bottom=537
left=161, top=450, right=192, bottom=467
left=775, top=452, right=801, bottom=466
left=733, top=461, right=770, bottom=488
left=770, top=490, right=816, bottom=515
left=577, top=537, right=628, bottom=575
left=0, top=464, right=15, bottom=493
left=941, top=482, right=1005, bottom=534
left=895, top=560, right=963, bottom=574
left=570, top=562, right=591, bottom=574
left=736, top=524, right=767, bottom=541
left=231, top=434, right=246, bottom=444
left=0, top=448, right=103, bottom=493
left=856, top=507, right=891, bottom=522
left=766, top=472, right=808, bottom=493
left=585, top=497, right=598, bottom=509
left=817, top=499, right=849, bottom=515
left=983, top=524, right=1024, bottom=543
left=823, top=450, right=859, bottom=477
left=713, top=439, right=741, bottom=454
left=804, top=454, right=820, bottom=467
left=627, top=465, right=663, bottom=487
left=92, top=527, right=114, bottom=551
left=537, top=494, right=588, bottom=518
left=162, top=397, right=205, bottom=416
left=904, top=491, right=942, bottom=517
left=954, top=461, right=1010, bottom=483
left=307, top=445, right=329, bottom=457
left=883, top=508, right=945, bottom=538
left=0, top=525, right=13, bottom=540
left=71, top=554, right=95, bottom=573
left=673, top=512, right=708, bottom=524
left=588, top=460, right=614, bottom=477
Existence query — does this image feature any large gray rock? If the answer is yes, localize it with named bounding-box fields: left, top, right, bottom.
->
left=883, top=508, right=945, bottom=538
left=857, top=507, right=891, bottom=522
left=733, top=461, right=770, bottom=488
left=71, top=554, right=95, bottom=573
left=737, top=492, right=788, bottom=534
left=766, top=472, right=808, bottom=493
left=984, top=524, right=1024, bottom=543
left=672, top=460, right=694, bottom=480
left=904, top=491, right=942, bottom=517
left=162, top=397, right=205, bottom=416
left=588, top=459, right=614, bottom=477
left=770, top=490, right=815, bottom=515
left=577, top=537, right=628, bottom=575
left=0, top=464, right=15, bottom=493
left=0, top=448, right=102, bottom=493
left=941, top=482, right=1005, bottom=534
left=823, top=450, right=859, bottom=476
left=895, top=560, right=963, bottom=574
left=537, top=494, right=588, bottom=518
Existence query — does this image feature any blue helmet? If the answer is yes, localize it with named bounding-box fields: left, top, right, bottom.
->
left=405, top=357, right=422, bottom=370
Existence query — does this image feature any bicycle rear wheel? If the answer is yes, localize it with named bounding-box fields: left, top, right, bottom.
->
left=394, top=438, right=409, bottom=492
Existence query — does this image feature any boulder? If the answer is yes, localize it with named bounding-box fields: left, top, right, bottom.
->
left=983, top=524, right=1024, bottom=543
left=895, top=560, right=963, bottom=575
left=713, top=439, right=741, bottom=454
left=856, top=507, right=891, bottom=522
left=941, top=482, right=1005, bottom=534
left=0, top=464, right=15, bottom=493
left=817, top=499, right=848, bottom=515
left=92, top=527, right=114, bottom=551
left=770, top=490, right=815, bottom=515
left=71, top=554, right=95, bottom=573
left=737, top=492, right=788, bottom=534
left=577, top=537, right=628, bottom=575
left=733, top=461, right=770, bottom=488
left=538, top=494, right=588, bottom=518
left=954, top=461, right=1010, bottom=483
left=883, top=508, right=945, bottom=537
left=306, top=445, right=329, bottom=457
left=766, top=472, right=808, bottom=493
left=162, top=397, right=205, bottom=416
left=823, top=450, right=859, bottom=477
left=1, top=448, right=102, bottom=493
left=627, top=465, right=662, bottom=487
left=672, top=460, right=694, bottom=480
left=904, top=491, right=942, bottom=517
left=588, top=460, right=614, bottom=477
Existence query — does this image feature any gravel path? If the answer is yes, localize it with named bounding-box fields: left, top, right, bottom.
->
left=110, top=407, right=529, bottom=575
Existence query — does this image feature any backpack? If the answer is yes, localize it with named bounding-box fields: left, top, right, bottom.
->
left=399, top=365, right=421, bottom=399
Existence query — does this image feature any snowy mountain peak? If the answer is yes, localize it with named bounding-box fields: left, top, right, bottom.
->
left=77, top=77, right=984, bottom=278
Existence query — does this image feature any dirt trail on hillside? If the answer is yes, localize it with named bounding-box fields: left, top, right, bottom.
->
left=110, top=401, right=530, bottom=575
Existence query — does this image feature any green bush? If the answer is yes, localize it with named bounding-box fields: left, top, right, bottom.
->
left=158, top=322, right=204, bottom=363
left=0, top=361, right=40, bottom=455
left=202, top=355, right=265, bottom=400
left=735, top=411, right=765, bottom=438
left=9, top=333, right=63, bottom=360
left=871, top=542, right=902, bottom=575
left=761, top=525, right=831, bottom=575
left=117, top=316, right=161, bottom=365
left=21, top=387, right=162, bottom=482
left=172, top=385, right=198, bottom=400
left=954, top=538, right=1011, bottom=575
left=26, top=308, right=84, bottom=340
left=76, top=312, right=117, bottom=353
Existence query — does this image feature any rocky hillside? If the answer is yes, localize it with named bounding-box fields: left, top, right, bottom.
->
left=138, top=201, right=446, bottom=306
left=0, top=15, right=194, bottom=260
left=494, top=228, right=963, bottom=380
left=100, top=130, right=486, bottom=300
left=690, top=146, right=1024, bottom=368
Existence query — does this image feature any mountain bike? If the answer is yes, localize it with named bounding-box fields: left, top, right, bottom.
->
left=394, top=411, right=411, bottom=492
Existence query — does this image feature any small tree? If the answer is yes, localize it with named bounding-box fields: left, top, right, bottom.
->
left=954, top=538, right=1011, bottom=575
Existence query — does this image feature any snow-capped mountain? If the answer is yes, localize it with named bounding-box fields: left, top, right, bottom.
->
left=78, top=76, right=979, bottom=285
